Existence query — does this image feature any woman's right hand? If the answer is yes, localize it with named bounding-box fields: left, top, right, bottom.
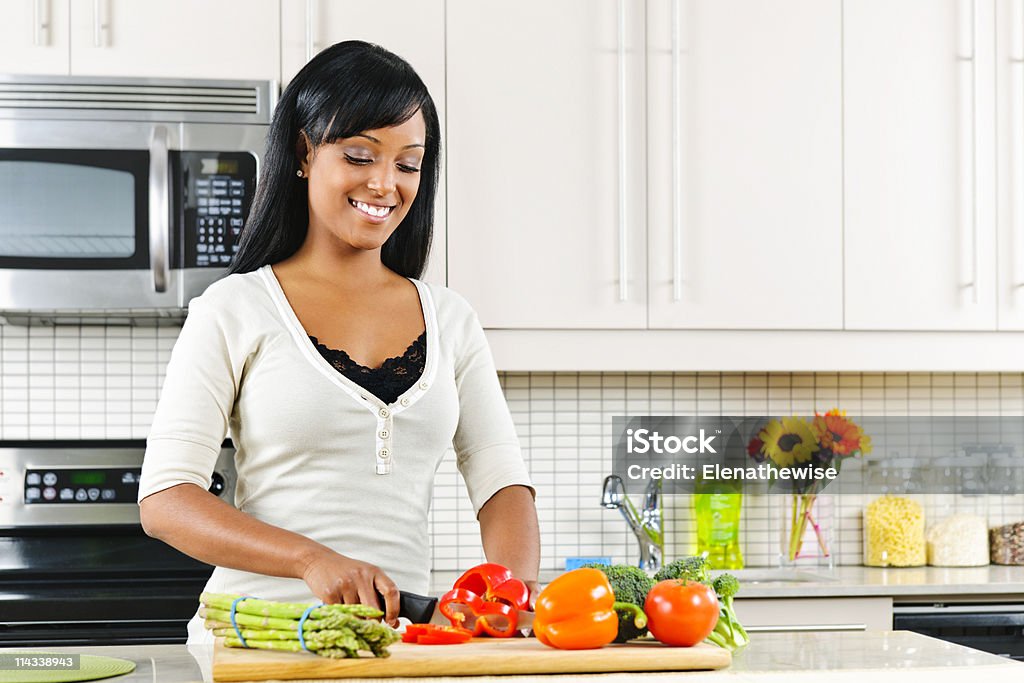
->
left=301, top=548, right=400, bottom=627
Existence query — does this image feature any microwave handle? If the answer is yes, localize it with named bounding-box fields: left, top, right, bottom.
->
left=149, top=125, right=170, bottom=293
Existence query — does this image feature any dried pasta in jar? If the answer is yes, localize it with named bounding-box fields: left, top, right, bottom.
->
left=926, top=514, right=989, bottom=567
left=864, top=495, right=926, bottom=567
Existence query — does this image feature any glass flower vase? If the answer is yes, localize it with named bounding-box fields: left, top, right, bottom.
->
left=779, top=492, right=834, bottom=570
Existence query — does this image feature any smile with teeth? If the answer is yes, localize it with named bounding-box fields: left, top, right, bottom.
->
left=349, top=198, right=395, bottom=218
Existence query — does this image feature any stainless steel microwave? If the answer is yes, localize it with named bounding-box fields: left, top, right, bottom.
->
left=0, top=75, right=275, bottom=324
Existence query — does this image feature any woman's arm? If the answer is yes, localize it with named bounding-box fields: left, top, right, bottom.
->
left=140, top=483, right=401, bottom=625
left=477, top=484, right=541, bottom=599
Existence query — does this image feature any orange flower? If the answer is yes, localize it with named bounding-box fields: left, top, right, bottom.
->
left=812, top=409, right=871, bottom=456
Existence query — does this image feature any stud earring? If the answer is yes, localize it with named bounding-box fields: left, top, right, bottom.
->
left=296, top=169, right=304, bottom=178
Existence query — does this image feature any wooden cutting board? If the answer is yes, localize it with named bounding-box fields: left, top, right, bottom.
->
left=212, top=636, right=731, bottom=680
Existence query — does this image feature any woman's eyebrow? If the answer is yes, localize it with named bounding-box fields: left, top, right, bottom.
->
left=353, top=133, right=425, bottom=150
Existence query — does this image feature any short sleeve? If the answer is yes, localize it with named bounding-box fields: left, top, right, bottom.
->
left=138, top=295, right=241, bottom=503
left=452, top=305, right=534, bottom=516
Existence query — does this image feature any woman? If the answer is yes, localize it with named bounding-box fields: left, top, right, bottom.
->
left=137, top=41, right=540, bottom=645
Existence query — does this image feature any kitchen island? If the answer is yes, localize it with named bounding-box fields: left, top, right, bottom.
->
left=2, top=632, right=1020, bottom=682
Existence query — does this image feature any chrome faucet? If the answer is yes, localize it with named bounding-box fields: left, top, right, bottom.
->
left=601, top=475, right=663, bottom=572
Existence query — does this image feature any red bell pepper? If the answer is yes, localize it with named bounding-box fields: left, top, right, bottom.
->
left=438, top=563, right=530, bottom=637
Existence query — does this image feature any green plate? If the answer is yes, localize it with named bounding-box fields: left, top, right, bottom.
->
left=0, top=653, right=135, bottom=683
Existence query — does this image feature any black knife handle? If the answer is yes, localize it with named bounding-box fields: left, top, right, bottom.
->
left=374, top=590, right=438, bottom=623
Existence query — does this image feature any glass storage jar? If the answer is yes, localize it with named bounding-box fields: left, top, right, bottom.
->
left=925, top=513, right=989, bottom=566
left=863, top=494, right=926, bottom=567
left=990, top=521, right=1024, bottom=565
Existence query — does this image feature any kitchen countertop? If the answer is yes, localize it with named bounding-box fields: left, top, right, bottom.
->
left=2, top=632, right=1020, bottom=682
left=433, top=565, right=1024, bottom=600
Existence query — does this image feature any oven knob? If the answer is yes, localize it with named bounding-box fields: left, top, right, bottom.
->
left=208, top=472, right=225, bottom=497
left=43, top=487, right=56, bottom=501
left=43, top=472, right=57, bottom=486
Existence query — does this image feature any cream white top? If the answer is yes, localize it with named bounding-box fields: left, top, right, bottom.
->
left=138, top=265, right=533, bottom=644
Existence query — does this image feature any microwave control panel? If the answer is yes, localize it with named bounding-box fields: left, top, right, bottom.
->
left=181, top=151, right=258, bottom=268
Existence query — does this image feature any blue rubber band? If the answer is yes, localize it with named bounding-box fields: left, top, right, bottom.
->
left=298, top=603, right=323, bottom=652
left=230, top=596, right=250, bottom=647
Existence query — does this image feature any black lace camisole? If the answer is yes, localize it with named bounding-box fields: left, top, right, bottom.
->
left=309, top=331, right=426, bottom=405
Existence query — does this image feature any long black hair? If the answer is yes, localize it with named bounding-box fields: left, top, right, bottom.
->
left=228, top=41, right=441, bottom=279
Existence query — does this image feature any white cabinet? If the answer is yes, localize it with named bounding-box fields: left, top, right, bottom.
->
left=447, top=0, right=838, bottom=331
left=996, top=0, right=1024, bottom=329
left=67, top=0, right=280, bottom=80
left=734, top=596, right=893, bottom=632
left=647, top=0, right=843, bottom=330
left=280, top=0, right=447, bottom=286
left=445, top=0, right=648, bottom=328
left=0, top=0, right=70, bottom=75
left=844, top=0, right=998, bottom=330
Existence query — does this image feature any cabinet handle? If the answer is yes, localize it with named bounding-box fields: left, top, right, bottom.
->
left=92, top=0, right=108, bottom=48
left=671, top=0, right=683, bottom=301
left=149, top=125, right=170, bottom=294
left=305, top=0, right=317, bottom=63
left=961, top=0, right=980, bottom=303
left=745, top=624, right=868, bottom=633
left=32, top=0, right=50, bottom=47
left=617, top=0, right=629, bottom=302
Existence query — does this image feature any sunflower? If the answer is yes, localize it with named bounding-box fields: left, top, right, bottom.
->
left=758, top=417, right=818, bottom=467
left=812, top=409, right=872, bottom=456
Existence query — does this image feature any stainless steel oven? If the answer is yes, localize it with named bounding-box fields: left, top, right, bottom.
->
left=894, top=603, right=1024, bottom=661
left=0, top=75, right=274, bottom=324
left=0, top=440, right=236, bottom=645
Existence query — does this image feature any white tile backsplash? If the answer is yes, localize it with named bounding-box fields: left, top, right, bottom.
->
left=4, top=322, right=1024, bottom=571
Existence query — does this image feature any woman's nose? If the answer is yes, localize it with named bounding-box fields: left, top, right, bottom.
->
left=366, top=165, right=397, bottom=197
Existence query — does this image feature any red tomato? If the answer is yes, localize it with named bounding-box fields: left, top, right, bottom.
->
left=401, top=623, right=473, bottom=645
left=643, top=580, right=720, bottom=647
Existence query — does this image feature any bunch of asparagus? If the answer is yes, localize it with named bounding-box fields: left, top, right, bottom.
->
left=200, top=592, right=401, bottom=659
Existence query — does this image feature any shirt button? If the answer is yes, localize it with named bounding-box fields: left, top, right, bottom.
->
left=400, top=397, right=410, bottom=407
left=379, top=429, right=390, bottom=439
left=419, top=381, right=429, bottom=390
left=379, top=448, right=390, bottom=459
left=378, top=407, right=390, bottom=418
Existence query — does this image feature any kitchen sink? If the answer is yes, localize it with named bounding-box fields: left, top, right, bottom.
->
left=716, top=568, right=838, bottom=584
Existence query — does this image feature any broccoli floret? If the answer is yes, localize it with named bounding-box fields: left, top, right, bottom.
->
left=653, top=555, right=711, bottom=585
left=709, top=572, right=749, bottom=651
left=582, top=563, right=653, bottom=642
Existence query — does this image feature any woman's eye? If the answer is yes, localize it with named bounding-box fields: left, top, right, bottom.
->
left=344, top=154, right=373, bottom=165
left=398, top=164, right=421, bottom=174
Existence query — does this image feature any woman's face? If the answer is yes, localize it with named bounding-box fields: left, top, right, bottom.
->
left=300, top=111, right=427, bottom=254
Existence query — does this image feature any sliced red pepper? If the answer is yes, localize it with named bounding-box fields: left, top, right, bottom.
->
left=452, top=562, right=530, bottom=611
left=437, top=563, right=530, bottom=638
left=438, top=587, right=520, bottom=637
left=401, top=623, right=473, bottom=645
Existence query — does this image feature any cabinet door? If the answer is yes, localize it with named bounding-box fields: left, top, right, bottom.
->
left=997, top=0, right=1024, bottom=329
left=845, top=0, right=997, bottom=330
left=647, top=0, right=843, bottom=329
left=280, top=0, right=447, bottom=286
left=68, top=0, right=280, bottom=81
left=0, top=0, right=70, bottom=75
left=446, top=0, right=647, bottom=328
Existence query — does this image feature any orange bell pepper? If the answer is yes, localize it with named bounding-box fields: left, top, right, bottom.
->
left=532, top=568, right=646, bottom=650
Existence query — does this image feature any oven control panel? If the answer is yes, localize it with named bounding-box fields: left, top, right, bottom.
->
left=23, top=467, right=140, bottom=504
left=181, top=151, right=257, bottom=269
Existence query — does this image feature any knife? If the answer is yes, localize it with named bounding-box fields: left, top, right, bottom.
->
left=376, top=590, right=535, bottom=631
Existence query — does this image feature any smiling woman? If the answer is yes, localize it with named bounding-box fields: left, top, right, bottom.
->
left=136, top=41, right=539, bottom=647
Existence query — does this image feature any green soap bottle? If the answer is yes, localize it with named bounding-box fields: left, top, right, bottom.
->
left=693, top=480, right=745, bottom=570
